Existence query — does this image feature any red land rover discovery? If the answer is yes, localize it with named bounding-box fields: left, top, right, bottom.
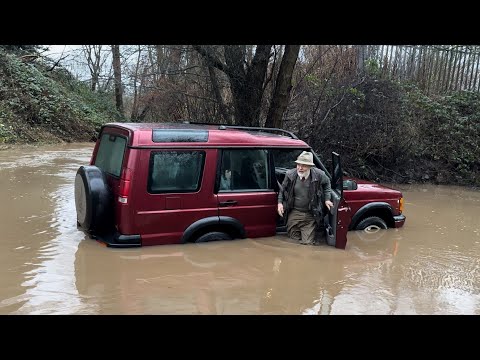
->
left=74, top=122, right=405, bottom=249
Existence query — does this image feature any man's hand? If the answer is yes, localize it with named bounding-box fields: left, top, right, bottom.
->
left=325, top=200, right=334, bottom=211
left=277, top=203, right=284, bottom=217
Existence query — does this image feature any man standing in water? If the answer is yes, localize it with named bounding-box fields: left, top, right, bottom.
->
left=277, top=151, right=333, bottom=245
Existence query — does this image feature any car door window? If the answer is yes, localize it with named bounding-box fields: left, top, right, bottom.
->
left=271, top=148, right=304, bottom=170
left=220, top=149, right=269, bottom=191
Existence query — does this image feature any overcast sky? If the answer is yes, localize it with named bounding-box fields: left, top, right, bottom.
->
left=44, top=45, right=81, bottom=60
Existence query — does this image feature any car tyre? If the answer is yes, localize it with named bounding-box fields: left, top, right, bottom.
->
left=74, top=165, right=113, bottom=233
left=195, top=231, right=232, bottom=243
left=355, top=216, right=388, bottom=233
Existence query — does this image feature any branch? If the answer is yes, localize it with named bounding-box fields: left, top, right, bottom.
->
left=135, top=65, right=203, bottom=78
left=47, top=55, right=69, bottom=72
left=319, top=76, right=366, bottom=125
left=369, top=156, right=407, bottom=178
left=296, top=45, right=335, bottom=88
left=320, top=91, right=347, bottom=124
left=20, top=54, right=39, bottom=63
left=312, top=50, right=341, bottom=119
left=192, top=45, right=229, bottom=75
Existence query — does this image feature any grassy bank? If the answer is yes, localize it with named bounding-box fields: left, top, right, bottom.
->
left=0, top=49, right=122, bottom=144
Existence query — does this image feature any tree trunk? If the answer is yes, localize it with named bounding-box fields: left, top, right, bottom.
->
left=130, top=46, right=143, bottom=121
left=357, top=45, right=367, bottom=72
left=111, top=45, right=124, bottom=116
left=225, top=45, right=272, bottom=126
left=265, top=45, right=300, bottom=128
left=207, top=65, right=230, bottom=123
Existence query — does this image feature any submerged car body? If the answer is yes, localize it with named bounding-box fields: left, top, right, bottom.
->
left=74, top=122, right=405, bottom=249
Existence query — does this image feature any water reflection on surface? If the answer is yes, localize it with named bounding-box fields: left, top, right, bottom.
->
left=0, top=143, right=479, bottom=314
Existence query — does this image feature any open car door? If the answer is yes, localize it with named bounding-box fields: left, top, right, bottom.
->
left=324, top=152, right=352, bottom=249
left=273, top=149, right=352, bottom=249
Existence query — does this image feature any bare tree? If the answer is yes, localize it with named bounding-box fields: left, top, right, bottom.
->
left=81, top=45, right=108, bottom=91
left=115, top=45, right=300, bottom=125
left=194, top=45, right=273, bottom=127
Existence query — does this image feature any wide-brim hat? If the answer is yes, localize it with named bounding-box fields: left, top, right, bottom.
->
left=295, top=151, right=315, bottom=166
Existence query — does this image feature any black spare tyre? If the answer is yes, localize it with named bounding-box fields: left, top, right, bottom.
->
left=75, top=165, right=113, bottom=233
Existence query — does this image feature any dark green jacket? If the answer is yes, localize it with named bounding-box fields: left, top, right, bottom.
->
left=278, top=167, right=332, bottom=224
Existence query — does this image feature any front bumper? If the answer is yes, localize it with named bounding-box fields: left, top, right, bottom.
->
left=393, top=214, right=406, bottom=228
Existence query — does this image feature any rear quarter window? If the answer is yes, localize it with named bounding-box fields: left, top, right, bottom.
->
left=94, top=133, right=127, bottom=177
left=148, top=151, right=205, bottom=193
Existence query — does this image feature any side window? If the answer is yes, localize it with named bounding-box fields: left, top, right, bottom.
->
left=220, top=149, right=269, bottom=191
left=148, top=151, right=204, bottom=193
left=271, top=149, right=311, bottom=186
left=94, top=133, right=127, bottom=177
left=271, top=149, right=304, bottom=170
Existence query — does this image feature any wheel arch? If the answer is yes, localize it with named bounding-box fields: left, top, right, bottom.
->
left=349, top=202, right=395, bottom=230
left=181, top=216, right=246, bottom=243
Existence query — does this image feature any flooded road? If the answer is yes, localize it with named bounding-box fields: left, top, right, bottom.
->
left=0, top=143, right=479, bottom=314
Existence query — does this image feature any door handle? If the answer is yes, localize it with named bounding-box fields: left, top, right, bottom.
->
left=219, top=200, right=238, bottom=207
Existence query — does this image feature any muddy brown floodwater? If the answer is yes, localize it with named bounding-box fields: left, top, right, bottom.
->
left=0, top=143, right=479, bottom=314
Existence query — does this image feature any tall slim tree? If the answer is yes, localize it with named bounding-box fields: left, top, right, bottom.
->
left=130, top=45, right=144, bottom=121
left=111, top=45, right=124, bottom=116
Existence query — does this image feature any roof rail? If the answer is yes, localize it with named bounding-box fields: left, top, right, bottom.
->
left=184, top=121, right=299, bottom=140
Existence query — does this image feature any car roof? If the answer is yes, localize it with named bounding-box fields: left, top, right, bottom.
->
left=103, top=122, right=310, bottom=148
